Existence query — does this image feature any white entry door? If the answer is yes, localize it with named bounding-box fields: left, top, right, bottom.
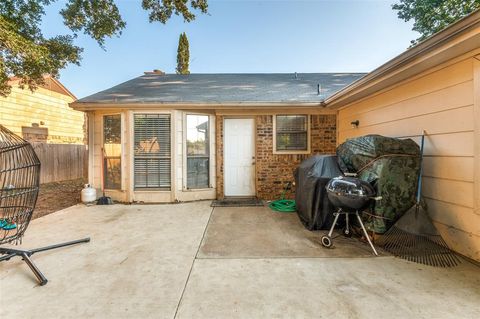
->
left=224, top=118, right=255, bottom=196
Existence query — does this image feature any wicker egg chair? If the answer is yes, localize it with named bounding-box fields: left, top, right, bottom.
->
left=0, top=125, right=90, bottom=286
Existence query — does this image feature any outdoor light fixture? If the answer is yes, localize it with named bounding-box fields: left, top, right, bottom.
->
left=351, top=120, right=360, bottom=128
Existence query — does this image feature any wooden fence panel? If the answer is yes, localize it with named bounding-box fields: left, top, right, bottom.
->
left=31, top=142, right=88, bottom=184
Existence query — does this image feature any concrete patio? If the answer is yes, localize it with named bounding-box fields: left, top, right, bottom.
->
left=0, top=202, right=479, bottom=319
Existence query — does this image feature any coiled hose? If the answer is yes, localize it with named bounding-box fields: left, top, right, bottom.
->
left=268, top=182, right=296, bottom=213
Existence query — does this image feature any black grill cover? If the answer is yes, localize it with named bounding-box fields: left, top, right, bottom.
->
left=294, top=155, right=343, bottom=230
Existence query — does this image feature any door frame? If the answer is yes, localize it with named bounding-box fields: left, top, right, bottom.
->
left=223, top=116, right=257, bottom=198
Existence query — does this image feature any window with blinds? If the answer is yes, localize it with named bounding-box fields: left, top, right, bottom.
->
left=134, top=114, right=171, bottom=190
left=275, top=115, right=309, bottom=152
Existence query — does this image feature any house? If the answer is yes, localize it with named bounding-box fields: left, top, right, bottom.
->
left=0, top=76, right=84, bottom=144
left=71, top=10, right=480, bottom=262
left=1, top=76, right=88, bottom=184
left=71, top=73, right=364, bottom=202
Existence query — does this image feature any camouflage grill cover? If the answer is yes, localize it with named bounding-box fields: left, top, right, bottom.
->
left=337, top=135, right=420, bottom=233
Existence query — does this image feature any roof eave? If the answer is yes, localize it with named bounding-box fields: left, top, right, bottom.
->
left=70, top=101, right=327, bottom=111
left=324, top=9, right=480, bottom=109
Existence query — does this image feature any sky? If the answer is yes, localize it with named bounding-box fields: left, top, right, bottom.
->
left=41, top=0, right=418, bottom=98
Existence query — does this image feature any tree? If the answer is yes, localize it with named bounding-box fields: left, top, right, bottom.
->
left=176, top=32, right=190, bottom=75
left=393, top=0, right=480, bottom=45
left=0, top=0, right=208, bottom=96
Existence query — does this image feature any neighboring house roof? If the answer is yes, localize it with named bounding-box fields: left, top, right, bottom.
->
left=8, top=76, right=76, bottom=100
left=72, top=73, right=365, bottom=108
left=325, top=8, right=480, bottom=108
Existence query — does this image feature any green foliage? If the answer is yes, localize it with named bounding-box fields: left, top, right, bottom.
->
left=0, top=0, right=208, bottom=96
left=393, top=0, right=480, bottom=45
left=142, top=0, right=208, bottom=23
left=176, top=32, right=190, bottom=75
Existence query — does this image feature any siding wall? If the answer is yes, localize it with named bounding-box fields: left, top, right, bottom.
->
left=0, top=85, right=84, bottom=144
left=337, top=57, right=480, bottom=261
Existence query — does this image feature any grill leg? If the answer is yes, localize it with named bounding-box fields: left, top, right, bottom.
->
left=327, top=210, right=341, bottom=237
left=355, top=211, right=378, bottom=256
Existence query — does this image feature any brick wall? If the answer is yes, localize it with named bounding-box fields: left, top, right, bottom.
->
left=216, top=114, right=337, bottom=200
left=256, top=114, right=336, bottom=200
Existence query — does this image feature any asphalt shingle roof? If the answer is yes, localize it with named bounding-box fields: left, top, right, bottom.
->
left=76, top=73, right=366, bottom=104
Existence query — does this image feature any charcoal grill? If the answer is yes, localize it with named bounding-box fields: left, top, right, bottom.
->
left=321, top=176, right=379, bottom=255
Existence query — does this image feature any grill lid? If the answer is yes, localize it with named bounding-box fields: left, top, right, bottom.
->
left=326, top=176, right=375, bottom=197
left=326, top=176, right=376, bottom=211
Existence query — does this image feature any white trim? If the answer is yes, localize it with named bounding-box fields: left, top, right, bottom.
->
left=223, top=117, right=256, bottom=197
left=70, top=101, right=325, bottom=111
left=101, top=112, right=124, bottom=191
left=182, top=112, right=215, bottom=191
left=473, top=56, right=480, bottom=213
left=273, top=114, right=311, bottom=155
left=130, top=110, right=174, bottom=202
left=87, top=112, right=94, bottom=186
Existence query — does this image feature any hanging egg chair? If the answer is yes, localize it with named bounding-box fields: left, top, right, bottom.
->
left=0, top=125, right=90, bottom=286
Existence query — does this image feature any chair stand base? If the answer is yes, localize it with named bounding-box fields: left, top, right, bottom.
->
left=0, top=238, right=90, bottom=286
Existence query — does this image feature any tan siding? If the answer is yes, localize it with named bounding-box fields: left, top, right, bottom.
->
left=422, top=177, right=474, bottom=208
left=339, top=106, right=474, bottom=140
left=422, top=157, right=474, bottom=182
left=0, top=85, right=84, bottom=144
left=337, top=57, right=479, bottom=261
left=338, top=59, right=473, bottom=116
left=338, top=80, right=473, bottom=132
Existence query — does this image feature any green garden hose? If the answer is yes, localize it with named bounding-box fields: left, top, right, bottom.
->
left=268, top=182, right=296, bottom=213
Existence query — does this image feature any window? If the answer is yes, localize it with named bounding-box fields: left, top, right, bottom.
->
left=134, top=114, right=171, bottom=189
left=275, top=115, right=309, bottom=152
left=186, top=115, right=210, bottom=189
left=103, top=114, right=122, bottom=189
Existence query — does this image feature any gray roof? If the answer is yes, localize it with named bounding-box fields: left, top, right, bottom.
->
left=76, top=73, right=366, bottom=105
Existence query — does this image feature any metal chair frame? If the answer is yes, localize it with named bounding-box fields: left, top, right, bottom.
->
left=0, top=125, right=89, bottom=286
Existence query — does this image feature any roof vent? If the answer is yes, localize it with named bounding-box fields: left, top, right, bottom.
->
left=144, top=69, right=165, bottom=75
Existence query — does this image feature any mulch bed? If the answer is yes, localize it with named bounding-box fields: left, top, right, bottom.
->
left=33, top=178, right=86, bottom=219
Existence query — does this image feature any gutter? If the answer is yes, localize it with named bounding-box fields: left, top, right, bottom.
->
left=324, top=9, right=480, bottom=108
left=70, top=101, right=326, bottom=111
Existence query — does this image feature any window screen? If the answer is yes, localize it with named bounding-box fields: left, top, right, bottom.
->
left=275, top=115, right=308, bottom=151
left=186, top=115, right=209, bottom=189
left=103, top=114, right=121, bottom=189
left=134, top=114, right=171, bottom=189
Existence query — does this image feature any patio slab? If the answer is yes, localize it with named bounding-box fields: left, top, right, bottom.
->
left=198, top=206, right=384, bottom=258
left=1, top=202, right=479, bottom=319
left=176, top=257, right=480, bottom=319
left=0, top=201, right=213, bottom=319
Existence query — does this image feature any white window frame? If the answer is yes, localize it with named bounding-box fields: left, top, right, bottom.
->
left=131, top=111, right=173, bottom=191
left=183, top=112, right=214, bottom=190
left=101, top=112, right=124, bottom=190
left=273, top=114, right=311, bottom=155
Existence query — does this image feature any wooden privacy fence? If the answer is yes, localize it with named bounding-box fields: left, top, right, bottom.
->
left=31, top=142, right=88, bottom=184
